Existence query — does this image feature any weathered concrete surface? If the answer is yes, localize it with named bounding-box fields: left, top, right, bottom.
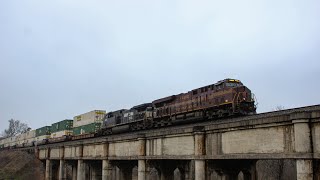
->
left=109, top=140, right=140, bottom=157
left=39, top=148, right=48, bottom=159
left=221, top=127, right=285, bottom=154
left=296, top=160, right=313, bottom=180
left=138, top=160, right=146, bottom=180
left=83, top=144, right=105, bottom=158
left=294, top=121, right=311, bottom=152
left=64, top=146, right=82, bottom=158
left=50, top=148, right=63, bottom=159
left=311, top=111, right=320, bottom=156
left=313, top=122, right=320, bottom=153
left=146, top=134, right=194, bottom=156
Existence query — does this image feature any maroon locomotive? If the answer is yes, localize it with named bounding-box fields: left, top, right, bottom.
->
left=151, top=78, right=256, bottom=125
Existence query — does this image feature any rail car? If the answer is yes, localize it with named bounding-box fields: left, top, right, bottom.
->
left=0, top=78, right=256, bottom=149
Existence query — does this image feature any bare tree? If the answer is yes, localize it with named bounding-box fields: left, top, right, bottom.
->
left=274, top=105, right=285, bottom=111
left=2, top=119, right=30, bottom=137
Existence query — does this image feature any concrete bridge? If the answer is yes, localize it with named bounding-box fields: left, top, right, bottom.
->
left=31, top=105, right=320, bottom=179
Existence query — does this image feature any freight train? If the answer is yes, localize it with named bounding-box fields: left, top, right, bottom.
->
left=0, top=78, right=256, bottom=149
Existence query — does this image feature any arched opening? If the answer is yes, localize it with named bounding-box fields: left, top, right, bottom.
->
left=149, top=167, right=160, bottom=180
left=238, top=171, right=244, bottom=180
left=174, top=167, right=182, bottom=180
left=132, top=165, right=138, bottom=180
left=112, top=166, right=121, bottom=180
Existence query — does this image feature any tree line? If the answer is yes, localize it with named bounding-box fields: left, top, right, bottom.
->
left=1, top=119, right=30, bottom=138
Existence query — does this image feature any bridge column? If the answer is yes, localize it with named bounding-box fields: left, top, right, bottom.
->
left=77, top=160, right=85, bottom=180
left=291, top=112, right=313, bottom=180
left=45, top=159, right=52, bottom=180
left=194, top=126, right=205, bottom=180
left=102, top=160, right=112, bottom=180
left=195, top=160, right=205, bottom=180
left=59, top=160, right=65, bottom=180
left=72, top=164, right=77, bottom=180
left=59, top=146, right=66, bottom=180
left=113, top=167, right=120, bottom=180
left=138, top=134, right=146, bottom=180
left=296, top=160, right=313, bottom=180
left=138, top=160, right=146, bottom=180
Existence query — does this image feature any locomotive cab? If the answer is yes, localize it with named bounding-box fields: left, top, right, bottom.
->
left=211, top=79, right=256, bottom=115
left=225, top=79, right=256, bottom=114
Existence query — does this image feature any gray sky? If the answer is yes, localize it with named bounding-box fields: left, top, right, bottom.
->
left=0, top=0, right=319, bottom=133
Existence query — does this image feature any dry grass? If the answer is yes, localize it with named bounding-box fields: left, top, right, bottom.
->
left=0, top=150, right=44, bottom=180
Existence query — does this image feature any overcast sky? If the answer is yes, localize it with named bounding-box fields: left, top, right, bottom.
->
left=0, top=0, right=319, bottom=133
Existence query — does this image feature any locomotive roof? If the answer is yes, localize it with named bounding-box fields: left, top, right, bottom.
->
left=107, top=109, right=127, bottom=114
left=131, top=103, right=152, bottom=110
left=153, top=79, right=242, bottom=105
left=192, top=79, right=242, bottom=91
left=152, top=95, right=175, bottom=105
left=217, top=78, right=241, bottom=84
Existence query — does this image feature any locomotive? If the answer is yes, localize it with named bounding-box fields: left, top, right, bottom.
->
left=100, top=78, right=256, bottom=135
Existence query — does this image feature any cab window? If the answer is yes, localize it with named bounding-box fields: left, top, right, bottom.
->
left=226, top=83, right=241, bottom=87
